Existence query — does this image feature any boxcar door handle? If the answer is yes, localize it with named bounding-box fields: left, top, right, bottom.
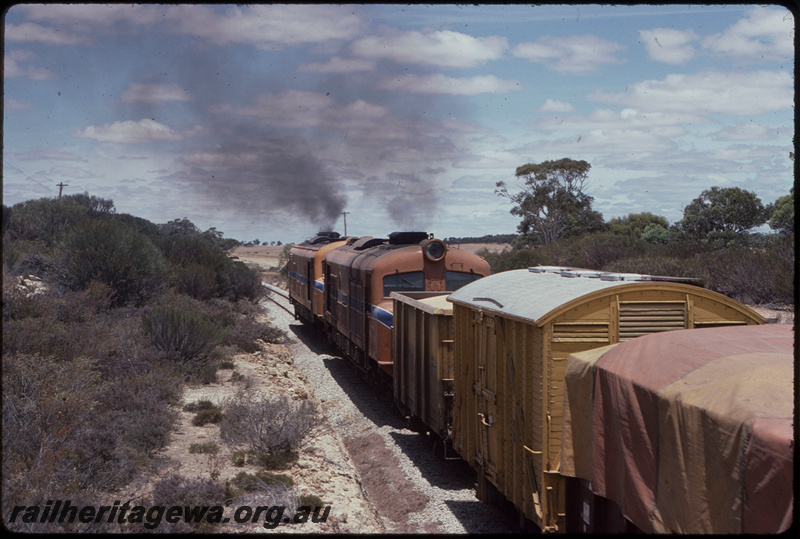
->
left=478, top=413, right=494, bottom=427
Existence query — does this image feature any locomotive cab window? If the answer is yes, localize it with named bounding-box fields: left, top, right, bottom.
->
left=383, top=271, right=425, bottom=297
left=445, top=271, right=482, bottom=291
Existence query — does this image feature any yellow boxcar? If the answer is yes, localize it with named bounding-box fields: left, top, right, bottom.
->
left=447, top=267, right=765, bottom=533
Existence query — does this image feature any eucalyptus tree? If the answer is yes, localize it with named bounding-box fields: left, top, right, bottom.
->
left=496, top=158, right=597, bottom=245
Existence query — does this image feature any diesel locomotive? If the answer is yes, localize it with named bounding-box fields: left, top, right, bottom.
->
left=288, top=231, right=490, bottom=377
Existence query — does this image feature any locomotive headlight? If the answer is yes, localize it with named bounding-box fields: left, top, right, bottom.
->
left=423, top=239, right=446, bottom=262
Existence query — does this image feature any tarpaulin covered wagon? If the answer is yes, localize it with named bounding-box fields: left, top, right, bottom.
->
left=561, top=324, right=793, bottom=534
left=446, top=266, right=765, bottom=532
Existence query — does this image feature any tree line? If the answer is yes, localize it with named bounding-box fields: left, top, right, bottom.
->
left=484, top=158, right=794, bottom=305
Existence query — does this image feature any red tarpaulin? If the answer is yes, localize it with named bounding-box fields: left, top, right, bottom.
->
left=561, top=324, right=794, bottom=534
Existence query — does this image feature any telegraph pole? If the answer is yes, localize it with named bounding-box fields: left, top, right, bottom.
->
left=342, top=211, right=350, bottom=236
left=56, top=182, right=69, bottom=199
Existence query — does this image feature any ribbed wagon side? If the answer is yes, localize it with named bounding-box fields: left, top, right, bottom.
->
left=447, top=267, right=765, bottom=533
left=391, top=291, right=455, bottom=441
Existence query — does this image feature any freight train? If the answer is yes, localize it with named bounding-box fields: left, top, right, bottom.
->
left=287, top=232, right=793, bottom=534
left=288, top=231, right=490, bottom=377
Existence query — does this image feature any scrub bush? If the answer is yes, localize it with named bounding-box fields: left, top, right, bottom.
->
left=142, top=303, right=223, bottom=366
left=58, top=218, right=165, bottom=306
left=220, top=391, right=319, bottom=460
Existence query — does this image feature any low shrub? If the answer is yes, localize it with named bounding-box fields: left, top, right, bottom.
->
left=198, top=363, right=219, bottom=384
left=142, top=303, right=223, bottom=366
left=227, top=471, right=295, bottom=494
left=231, top=449, right=248, bottom=467
left=149, top=474, right=226, bottom=532
left=479, top=246, right=551, bottom=273
left=183, top=399, right=218, bottom=412
left=189, top=442, right=220, bottom=455
left=251, top=449, right=299, bottom=470
left=299, top=493, right=325, bottom=509
left=224, top=471, right=300, bottom=513
left=220, top=391, right=319, bottom=460
left=192, top=406, right=224, bottom=426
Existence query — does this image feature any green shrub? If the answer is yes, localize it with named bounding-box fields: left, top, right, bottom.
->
left=479, top=246, right=551, bottom=273
left=231, top=449, right=248, bottom=467
left=541, top=232, right=641, bottom=270
left=701, top=239, right=794, bottom=304
left=192, top=406, right=224, bottom=426
left=58, top=218, right=165, bottom=306
left=299, top=493, right=325, bottom=509
left=251, top=449, right=299, bottom=470
left=142, top=303, right=223, bottom=365
left=5, top=195, right=105, bottom=246
left=602, top=254, right=706, bottom=280
left=160, top=234, right=263, bottom=302
left=184, top=399, right=218, bottom=413
left=198, top=363, right=219, bottom=384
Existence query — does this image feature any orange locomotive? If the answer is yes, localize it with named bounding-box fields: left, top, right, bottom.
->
left=291, top=231, right=490, bottom=379
left=288, top=231, right=351, bottom=326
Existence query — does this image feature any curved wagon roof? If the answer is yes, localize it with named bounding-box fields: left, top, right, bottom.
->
left=447, top=266, right=763, bottom=326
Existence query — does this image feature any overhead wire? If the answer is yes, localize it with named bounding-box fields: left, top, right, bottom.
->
left=4, top=160, right=53, bottom=193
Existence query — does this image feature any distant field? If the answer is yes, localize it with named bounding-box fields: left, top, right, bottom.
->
left=451, top=242, right=512, bottom=254
left=230, top=244, right=284, bottom=269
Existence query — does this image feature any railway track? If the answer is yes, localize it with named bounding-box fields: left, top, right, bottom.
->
left=261, top=282, right=294, bottom=315
left=258, top=282, right=516, bottom=533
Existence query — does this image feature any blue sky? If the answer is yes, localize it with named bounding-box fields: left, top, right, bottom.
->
left=3, top=4, right=794, bottom=244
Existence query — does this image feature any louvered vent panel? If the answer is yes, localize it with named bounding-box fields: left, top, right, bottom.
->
left=552, top=321, right=609, bottom=343
left=619, top=301, right=686, bottom=341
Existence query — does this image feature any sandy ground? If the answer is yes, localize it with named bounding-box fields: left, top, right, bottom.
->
left=230, top=245, right=286, bottom=270
left=125, top=330, right=382, bottom=533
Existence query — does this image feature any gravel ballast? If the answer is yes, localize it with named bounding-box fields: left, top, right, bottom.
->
left=260, top=292, right=516, bottom=534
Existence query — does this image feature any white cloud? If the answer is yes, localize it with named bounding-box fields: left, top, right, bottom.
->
left=713, top=122, right=773, bottom=142
left=590, top=70, right=793, bottom=116
left=298, top=57, right=375, bottom=74
left=47, top=166, right=98, bottom=179
left=73, top=119, right=204, bottom=144
left=702, top=6, right=794, bottom=61
left=164, top=5, right=362, bottom=48
left=379, top=74, right=521, bottom=95
left=17, top=4, right=362, bottom=48
left=4, top=98, right=33, bottom=112
left=4, top=49, right=53, bottom=80
left=8, top=149, right=87, bottom=162
left=639, top=28, right=698, bottom=64
left=5, top=22, right=90, bottom=45
left=535, top=107, right=702, bottom=132
left=512, top=35, right=624, bottom=73
left=351, top=29, right=508, bottom=68
left=21, top=4, right=163, bottom=25
left=539, top=99, right=574, bottom=113
left=120, top=83, right=194, bottom=104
